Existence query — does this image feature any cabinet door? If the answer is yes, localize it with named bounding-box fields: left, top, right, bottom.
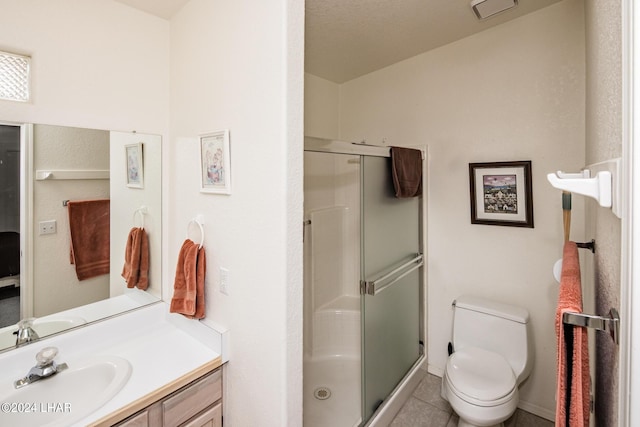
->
left=163, top=370, right=222, bottom=426
left=181, top=403, right=222, bottom=427
left=116, top=410, right=149, bottom=427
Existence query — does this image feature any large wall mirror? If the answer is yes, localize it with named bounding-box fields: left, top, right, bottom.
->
left=0, top=123, right=162, bottom=352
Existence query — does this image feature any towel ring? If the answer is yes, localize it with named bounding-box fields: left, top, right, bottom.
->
left=188, top=217, right=205, bottom=249
left=133, top=206, right=147, bottom=229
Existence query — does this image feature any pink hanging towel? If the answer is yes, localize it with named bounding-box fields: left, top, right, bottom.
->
left=555, top=241, right=590, bottom=427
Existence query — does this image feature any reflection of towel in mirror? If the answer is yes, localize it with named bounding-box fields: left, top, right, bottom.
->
left=121, top=227, right=149, bottom=290
left=68, top=199, right=110, bottom=281
left=170, top=239, right=206, bottom=319
left=391, top=146, right=422, bottom=198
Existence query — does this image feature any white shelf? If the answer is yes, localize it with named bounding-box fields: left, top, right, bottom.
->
left=36, top=170, right=110, bottom=180
left=546, top=158, right=621, bottom=218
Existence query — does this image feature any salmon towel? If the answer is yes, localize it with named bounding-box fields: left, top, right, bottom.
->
left=170, top=239, right=206, bottom=319
left=555, top=241, right=590, bottom=427
left=121, top=227, right=150, bottom=290
left=68, top=199, right=110, bottom=281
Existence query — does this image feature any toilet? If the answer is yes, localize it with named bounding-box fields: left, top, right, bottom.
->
left=441, top=295, right=533, bottom=427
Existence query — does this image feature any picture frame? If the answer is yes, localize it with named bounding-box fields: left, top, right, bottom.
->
left=125, top=142, right=144, bottom=189
left=469, top=160, right=534, bottom=228
left=200, top=130, right=231, bottom=194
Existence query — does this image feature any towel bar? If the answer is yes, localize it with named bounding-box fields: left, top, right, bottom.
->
left=187, top=216, right=205, bottom=249
left=133, top=206, right=147, bottom=229
left=575, top=239, right=596, bottom=253
left=360, top=254, right=423, bottom=295
left=563, top=308, right=619, bottom=345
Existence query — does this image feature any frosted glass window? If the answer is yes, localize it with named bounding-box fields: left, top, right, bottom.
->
left=0, top=51, right=30, bottom=102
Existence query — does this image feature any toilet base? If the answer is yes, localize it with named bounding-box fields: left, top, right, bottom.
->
left=457, top=419, right=504, bottom=427
left=441, top=373, right=517, bottom=427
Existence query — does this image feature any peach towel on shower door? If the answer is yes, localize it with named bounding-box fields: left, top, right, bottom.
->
left=68, top=199, right=110, bottom=281
left=170, top=239, right=206, bottom=319
left=555, top=241, right=590, bottom=427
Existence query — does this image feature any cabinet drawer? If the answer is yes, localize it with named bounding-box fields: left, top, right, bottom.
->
left=163, top=370, right=222, bottom=427
left=181, top=402, right=222, bottom=427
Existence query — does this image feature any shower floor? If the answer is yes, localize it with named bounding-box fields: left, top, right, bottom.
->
left=303, top=355, right=361, bottom=427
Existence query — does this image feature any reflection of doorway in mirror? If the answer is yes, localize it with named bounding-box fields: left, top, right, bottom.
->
left=0, top=124, right=21, bottom=328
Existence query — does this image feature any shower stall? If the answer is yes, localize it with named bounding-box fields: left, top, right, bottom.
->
left=303, top=137, right=425, bottom=426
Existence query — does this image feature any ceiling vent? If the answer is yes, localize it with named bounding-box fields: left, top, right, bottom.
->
left=471, top=0, right=518, bottom=20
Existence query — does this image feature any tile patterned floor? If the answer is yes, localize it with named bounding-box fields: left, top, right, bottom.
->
left=390, top=373, right=555, bottom=427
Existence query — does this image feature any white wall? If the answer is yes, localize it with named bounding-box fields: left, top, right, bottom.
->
left=0, top=0, right=170, bottom=134
left=304, top=74, right=340, bottom=139
left=328, top=0, right=585, bottom=419
left=169, top=1, right=303, bottom=425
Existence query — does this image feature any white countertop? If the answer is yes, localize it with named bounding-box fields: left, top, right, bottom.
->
left=0, top=301, right=227, bottom=426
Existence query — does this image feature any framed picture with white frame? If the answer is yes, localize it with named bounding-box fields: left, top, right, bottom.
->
left=199, top=130, right=231, bottom=194
left=125, top=142, right=144, bottom=189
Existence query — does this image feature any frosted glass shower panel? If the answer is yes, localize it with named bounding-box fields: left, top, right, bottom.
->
left=361, top=157, right=420, bottom=275
left=361, top=155, right=421, bottom=423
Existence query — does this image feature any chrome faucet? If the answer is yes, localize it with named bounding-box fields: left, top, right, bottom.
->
left=14, top=318, right=40, bottom=347
left=14, top=346, right=68, bottom=389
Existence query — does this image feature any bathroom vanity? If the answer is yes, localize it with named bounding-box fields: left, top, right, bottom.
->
left=111, top=367, right=222, bottom=427
left=0, top=301, right=227, bottom=427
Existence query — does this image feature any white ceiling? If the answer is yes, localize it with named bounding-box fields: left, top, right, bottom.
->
left=114, top=0, right=564, bottom=83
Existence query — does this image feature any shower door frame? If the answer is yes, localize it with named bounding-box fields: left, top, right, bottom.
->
left=304, top=136, right=427, bottom=426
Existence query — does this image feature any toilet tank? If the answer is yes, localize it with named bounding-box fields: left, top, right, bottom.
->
left=452, top=295, right=533, bottom=383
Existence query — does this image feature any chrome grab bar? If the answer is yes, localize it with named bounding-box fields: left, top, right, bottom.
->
left=361, top=254, right=423, bottom=296
left=563, top=308, right=620, bottom=345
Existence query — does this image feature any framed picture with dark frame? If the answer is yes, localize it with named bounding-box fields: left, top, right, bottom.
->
left=469, top=161, right=534, bottom=228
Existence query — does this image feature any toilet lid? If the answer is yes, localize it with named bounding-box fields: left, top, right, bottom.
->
left=446, top=347, right=516, bottom=402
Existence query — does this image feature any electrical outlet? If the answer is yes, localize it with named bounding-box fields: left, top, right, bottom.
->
left=220, top=267, right=229, bottom=295
left=39, top=220, right=57, bottom=235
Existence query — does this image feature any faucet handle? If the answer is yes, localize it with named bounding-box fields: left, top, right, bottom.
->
left=15, top=318, right=39, bottom=347
left=18, top=318, right=36, bottom=329
left=35, top=347, right=58, bottom=366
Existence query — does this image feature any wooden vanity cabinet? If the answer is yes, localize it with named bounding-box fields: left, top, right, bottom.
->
left=115, top=368, right=222, bottom=427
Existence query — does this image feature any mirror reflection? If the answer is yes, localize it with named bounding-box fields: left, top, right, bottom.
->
left=0, top=123, right=162, bottom=351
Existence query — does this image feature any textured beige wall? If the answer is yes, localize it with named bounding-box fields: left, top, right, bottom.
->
left=584, top=1, right=622, bottom=426
left=32, top=124, right=110, bottom=316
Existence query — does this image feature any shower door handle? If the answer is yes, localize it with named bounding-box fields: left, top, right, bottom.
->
left=361, top=254, right=423, bottom=296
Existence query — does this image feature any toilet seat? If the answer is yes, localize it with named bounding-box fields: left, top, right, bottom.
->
left=445, top=347, right=517, bottom=407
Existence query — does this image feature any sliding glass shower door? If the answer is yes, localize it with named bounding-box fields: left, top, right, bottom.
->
left=360, top=156, right=422, bottom=423
left=303, top=137, right=423, bottom=427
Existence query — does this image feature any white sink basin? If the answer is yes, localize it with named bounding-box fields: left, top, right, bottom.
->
left=0, top=317, right=86, bottom=349
left=0, top=355, right=132, bottom=427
